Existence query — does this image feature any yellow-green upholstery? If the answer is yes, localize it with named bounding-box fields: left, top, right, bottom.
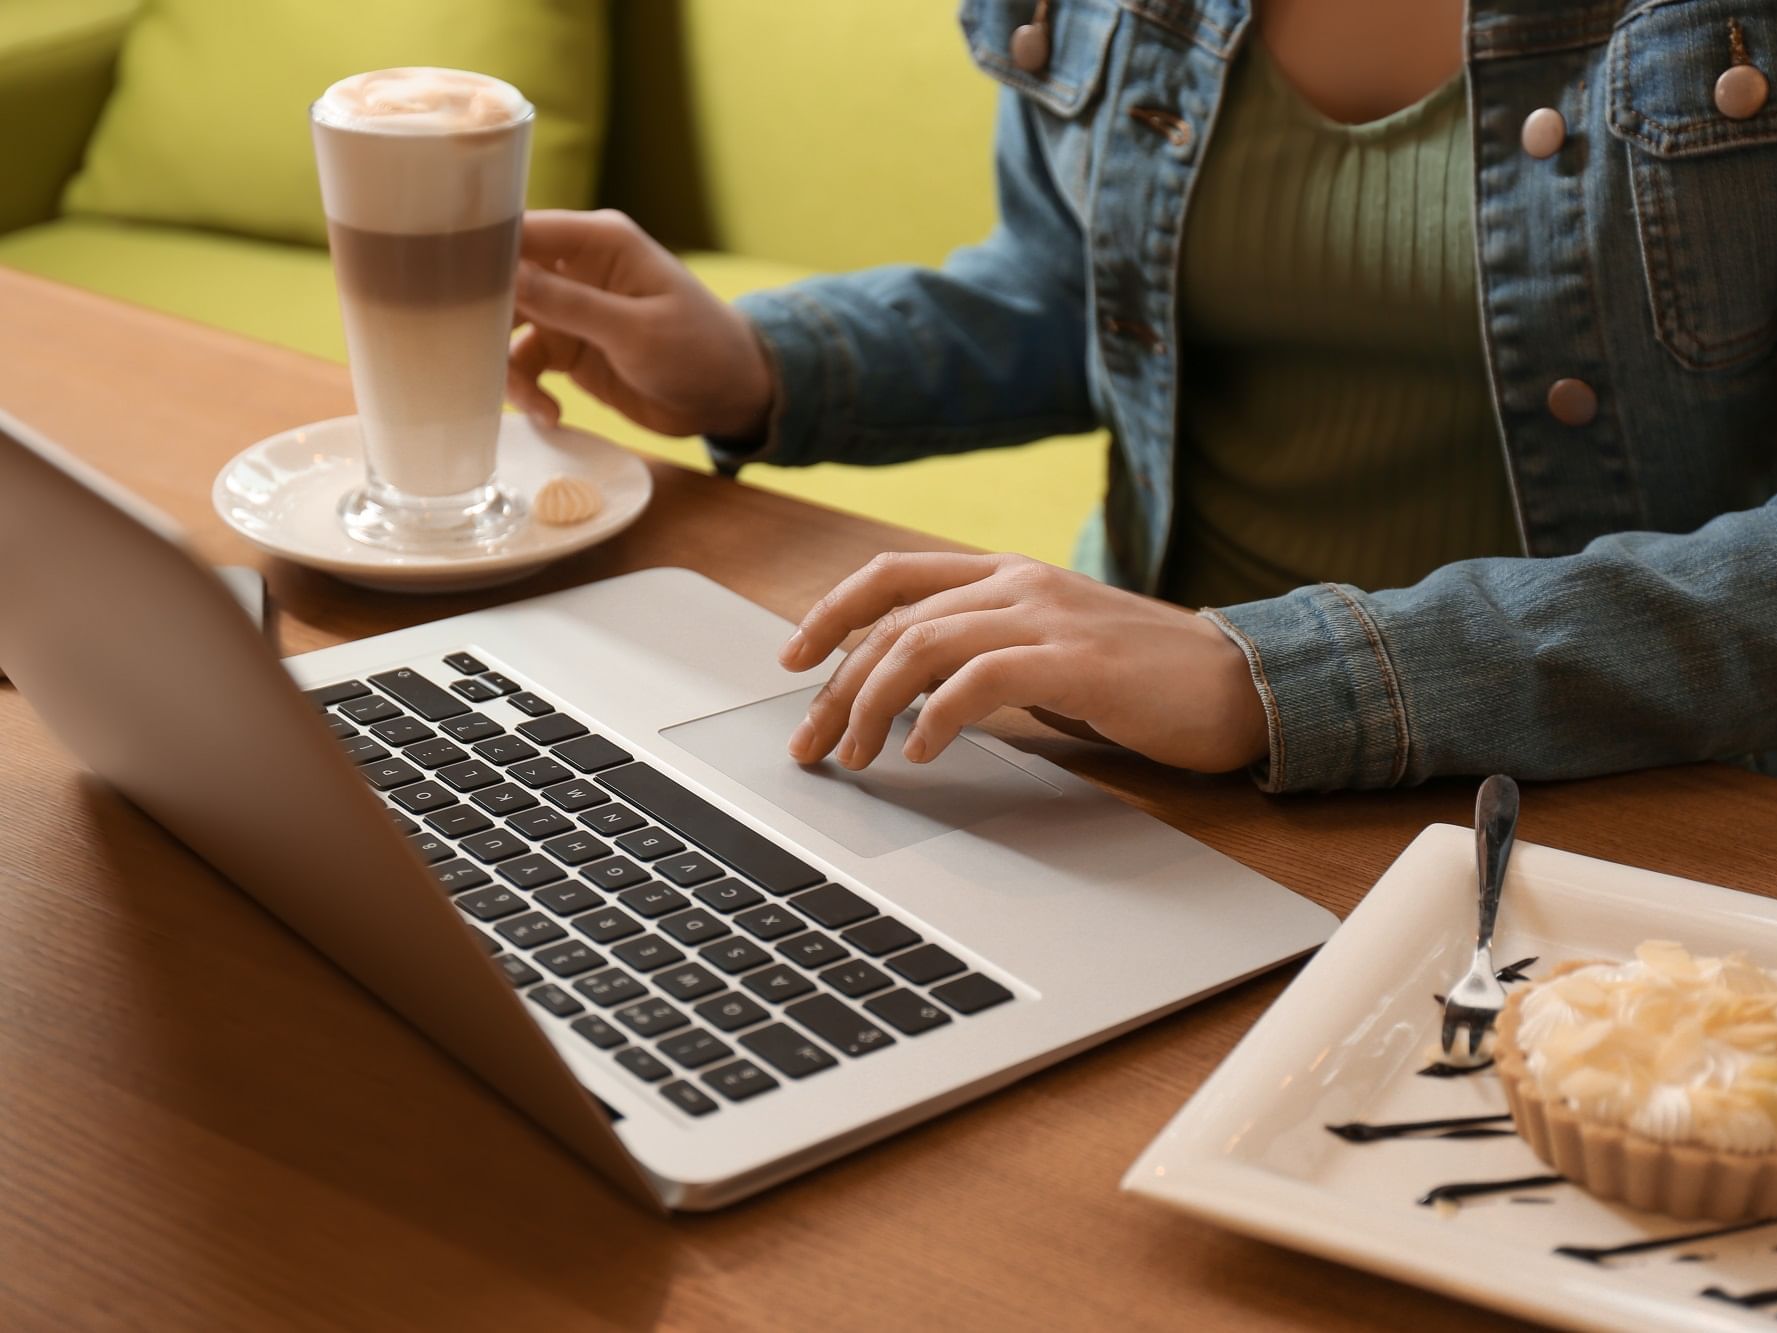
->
left=0, top=0, right=1107, bottom=565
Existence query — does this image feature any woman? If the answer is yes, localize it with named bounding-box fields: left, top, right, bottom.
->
left=506, top=0, right=1777, bottom=791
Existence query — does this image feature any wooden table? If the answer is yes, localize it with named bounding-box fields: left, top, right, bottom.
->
left=3, top=267, right=1775, bottom=1331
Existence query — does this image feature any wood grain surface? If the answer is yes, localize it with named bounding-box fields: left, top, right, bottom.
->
left=3, top=267, right=1774, bottom=1332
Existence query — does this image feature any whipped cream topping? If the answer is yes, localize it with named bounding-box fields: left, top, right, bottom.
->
left=1518, top=942, right=1777, bottom=1154
left=314, top=68, right=530, bottom=134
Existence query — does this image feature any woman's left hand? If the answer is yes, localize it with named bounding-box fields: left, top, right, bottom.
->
left=779, top=552, right=1270, bottom=773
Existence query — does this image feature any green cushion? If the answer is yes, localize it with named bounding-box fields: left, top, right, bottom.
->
left=0, top=220, right=1105, bottom=566
left=61, top=0, right=609, bottom=247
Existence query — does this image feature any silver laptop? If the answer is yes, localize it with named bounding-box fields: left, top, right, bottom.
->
left=0, top=409, right=1337, bottom=1211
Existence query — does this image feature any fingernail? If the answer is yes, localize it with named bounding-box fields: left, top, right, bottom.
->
left=788, top=719, right=814, bottom=759
left=528, top=410, right=550, bottom=432
left=780, top=630, right=806, bottom=666
left=515, top=261, right=536, bottom=295
left=904, top=733, right=927, bottom=764
left=837, top=735, right=857, bottom=767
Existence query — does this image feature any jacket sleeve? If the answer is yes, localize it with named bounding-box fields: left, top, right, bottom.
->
left=711, top=87, right=1097, bottom=470
left=1201, top=496, right=1777, bottom=792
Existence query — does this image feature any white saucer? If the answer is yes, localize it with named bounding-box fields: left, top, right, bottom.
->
left=213, top=414, right=653, bottom=593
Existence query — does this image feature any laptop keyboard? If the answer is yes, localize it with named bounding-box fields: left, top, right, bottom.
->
left=305, top=653, right=1014, bottom=1120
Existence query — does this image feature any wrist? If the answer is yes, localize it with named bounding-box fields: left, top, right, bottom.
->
left=1200, top=613, right=1270, bottom=770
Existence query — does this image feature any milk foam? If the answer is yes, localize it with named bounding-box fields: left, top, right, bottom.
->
left=314, top=68, right=529, bottom=135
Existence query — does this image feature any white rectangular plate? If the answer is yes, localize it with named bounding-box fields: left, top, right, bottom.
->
left=1122, top=823, right=1777, bottom=1332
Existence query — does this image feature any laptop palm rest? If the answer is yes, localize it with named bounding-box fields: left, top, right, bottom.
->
left=662, top=685, right=1059, bottom=858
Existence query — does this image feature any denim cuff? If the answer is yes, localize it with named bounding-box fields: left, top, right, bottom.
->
left=1201, top=583, right=1411, bottom=793
left=703, top=289, right=853, bottom=472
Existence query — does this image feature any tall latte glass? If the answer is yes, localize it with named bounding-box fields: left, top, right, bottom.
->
left=311, top=69, right=532, bottom=550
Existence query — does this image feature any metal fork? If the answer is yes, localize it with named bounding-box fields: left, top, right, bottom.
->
left=1440, top=774, right=1520, bottom=1057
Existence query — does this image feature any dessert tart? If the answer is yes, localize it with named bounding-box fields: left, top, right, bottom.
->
left=1496, top=942, right=1777, bottom=1220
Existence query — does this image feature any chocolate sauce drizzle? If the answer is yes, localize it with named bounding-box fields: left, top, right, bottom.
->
left=1554, top=1217, right=1777, bottom=1264
left=1418, top=1175, right=1566, bottom=1206
left=1416, top=1059, right=1496, bottom=1079
left=1701, top=1285, right=1777, bottom=1309
left=1326, top=1113, right=1515, bottom=1144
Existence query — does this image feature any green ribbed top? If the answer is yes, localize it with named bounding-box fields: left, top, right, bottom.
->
left=1164, top=44, right=1522, bottom=608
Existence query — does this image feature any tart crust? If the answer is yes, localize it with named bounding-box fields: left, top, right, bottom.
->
left=1496, top=964, right=1777, bottom=1221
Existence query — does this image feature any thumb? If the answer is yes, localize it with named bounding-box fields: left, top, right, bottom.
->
left=513, top=261, right=637, bottom=349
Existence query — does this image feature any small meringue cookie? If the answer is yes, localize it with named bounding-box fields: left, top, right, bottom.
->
left=533, top=476, right=602, bottom=526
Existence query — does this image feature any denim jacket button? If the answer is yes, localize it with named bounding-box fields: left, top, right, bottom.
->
left=1715, top=63, right=1770, bottom=120
left=1520, top=107, right=1566, bottom=159
left=1011, top=22, right=1050, bottom=73
left=1546, top=378, right=1598, bottom=427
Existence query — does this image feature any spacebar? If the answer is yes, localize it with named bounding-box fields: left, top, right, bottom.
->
left=597, top=762, right=822, bottom=895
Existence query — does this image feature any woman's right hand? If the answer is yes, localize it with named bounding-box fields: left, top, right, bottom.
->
left=506, top=209, right=775, bottom=441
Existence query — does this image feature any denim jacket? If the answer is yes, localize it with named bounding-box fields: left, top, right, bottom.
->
left=729, top=0, right=1777, bottom=792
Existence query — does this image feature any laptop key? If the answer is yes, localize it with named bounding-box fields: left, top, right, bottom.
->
left=507, top=807, right=574, bottom=839
left=695, top=992, right=770, bottom=1032
left=932, top=973, right=1014, bottom=1015
left=452, top=678, right=498, bottom=702
left=887, top=943, right=966, bottom=986
left=370, top=668, right=471, bottom=722
left=777, top=932, right=849, bottom=971
left=526, top=983, right=584, bottom=1018
left=517, top=712, right=588, bottom=745
left=618, top=883, right=689, bottom=919
left=431, top=859, right=491, bottom=894
left=497, top=853, right=566, bottom=890
left=657, top=1028, right=732, bottom=1070
left=362, top=758, right=423, bottom=791
left=789, top=884, right=877, bottom=930
left=404, top=738, right=469, bottom=769
left=460, top=829, right=528, bottom=864
left=406, top=832, right=453, bottom=865
left=573, top=967, right=647, bottom=1008
left=480, top=671, right=520, bottom=695
left=339, top=695, right=402, bottom=725
left=472, top=782, right=538, bottom=815
left=444, top=652, right=488, bottom=676
left=388, top=810, right=420, bottom=836
left=864, top=988, right=954, bottom=1036
left=369, top=716, right=435, bottom=747
left=438, top=759, right=502, bottom=792
left=658, top=909, right=729, bottom=948
left=784, top=994, right=895, bottom=1058
left=598, top=762, right=823, bottom=896
left=615, top=1046, right=672, bottom=1083
left=326, top=716, right=360, bottom=740
left=694, top=879, right=765, bottom=913
left=426, top=804, right=493, bottom=838
left=469, top=930, right=502, bottom=956
left=571, top=906, right=643, bottom=944
left=495, top=954, right=541, bottom=987
left=741, top=964, right=815, bottom=1004
left=551, top=733, right=633, bottom=772
left=820, top=960, right=892, bottom=999
left=338, top=735, right=390, bottom=765
left=438, top=712, right=504, bottom=742
left=495, top=912, right=567, bottom=950
left=509, top=757, right=574, bottom=789
left=507, top=691, right=555, bottom=717
left=570, top=1014, right=625, bottom=1049
left=842, top=917, right=922, bottom=957
left=473, top=734, right=538, bottom=765
left=457, top=885, right=525, bottom=920
left=611, top=934, right=685, bottom=973
left=581, top=855, right=652, bottom=891
left=655, top=854, right=724, bottom=888
left=305, top=680, right=370, bottom=708
left=534, top=881, right=603, bottom=917
left=700, top=937, right=771, bottom=975
left=390, top=781, right=456, bottom=814
left=581, top=803, right=647, bottom=836
left=701, top=1059, right=778, bottom=1103
left=615, top=827, right=684, bottom=861
left=540, top=831, right=609, bottom=866
left=659, top=1080, right=720, bottom=1116
left=656, top=963, right=724, bottom=1002
left=614, top=998, right=690, bottom=1038
left=740, top=1023, right=839, bottom=1079
left=534, top=940, right=603, bottom=978
left=735, top=904, right=805, bottom=941
left=541, top=778, right=607, bottom=812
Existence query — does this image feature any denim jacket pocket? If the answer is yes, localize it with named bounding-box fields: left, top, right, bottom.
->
left=1609, top=0, right=1777, bottom=370
left=961, top=0, right=1122, bottom=212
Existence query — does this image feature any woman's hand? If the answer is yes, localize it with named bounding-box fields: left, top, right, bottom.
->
left=779, top=552, right=1270, bottom=773
left=506, top=209, right=774, bottom=440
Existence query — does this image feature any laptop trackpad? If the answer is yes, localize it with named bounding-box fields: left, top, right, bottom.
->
left=662, top=685, right=1059, bottom=858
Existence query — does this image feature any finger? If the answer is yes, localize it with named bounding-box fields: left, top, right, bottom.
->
left=505, top=326, right=579, bottom=424
left=904, top=647, right=1065, bottom=764
left=519, top=208, right=637, bottom=267
left=513, top=260, right=640, bottom=350
left=782, top=552, right=1011, bottom=672
left=838, top=609, right=1037, bottom=769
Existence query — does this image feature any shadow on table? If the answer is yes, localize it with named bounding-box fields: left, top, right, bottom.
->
left=77, top=776, right=678, bottom=1327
